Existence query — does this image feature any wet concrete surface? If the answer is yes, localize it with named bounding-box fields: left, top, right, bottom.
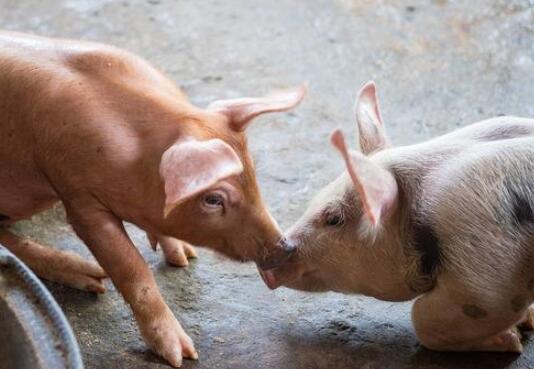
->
left=2, top=0, right=534, bottom=368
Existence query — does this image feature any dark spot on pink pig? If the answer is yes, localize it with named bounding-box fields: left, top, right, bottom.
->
left=511, top=295, right=527, bottom=313
left=512, top=192, right=534, bottom=225
left=412, top=222, right=441, bottom=278
left=462, top=304, right=488, bottom=319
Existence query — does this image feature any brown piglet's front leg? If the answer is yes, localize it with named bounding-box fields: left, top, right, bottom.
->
left=147, top=233, right=197, bottom=267
left=67, top=204, right=197, bottom=368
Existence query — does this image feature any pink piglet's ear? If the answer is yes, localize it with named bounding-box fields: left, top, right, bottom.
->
left=330, top=129, right=398, bottom=226
left=160, top=138, right=243, bottom=217
left=355, top=81, right=390, bottom=155
left=207, top=84, right=307, bottom=131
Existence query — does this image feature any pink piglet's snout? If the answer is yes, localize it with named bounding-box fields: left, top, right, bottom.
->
left=256, top=238, right=296, bottom=271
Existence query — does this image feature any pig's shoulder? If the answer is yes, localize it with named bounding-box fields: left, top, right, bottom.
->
left=61, top=43, right=147, bottom=78
left=59, top=42, right=185, bottom=100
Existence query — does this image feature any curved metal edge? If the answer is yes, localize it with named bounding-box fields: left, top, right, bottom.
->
left=0, top=246, right=84, bottom=369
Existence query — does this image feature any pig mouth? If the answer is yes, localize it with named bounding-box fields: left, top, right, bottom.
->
left=256, top=253, right=292, bottom=271
left=257, top=263, right=316, bottom=290
left=258, top=268, right=280, bottom=290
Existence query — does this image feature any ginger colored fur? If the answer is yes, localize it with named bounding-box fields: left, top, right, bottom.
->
left=0, top=31, right=304, bottom=367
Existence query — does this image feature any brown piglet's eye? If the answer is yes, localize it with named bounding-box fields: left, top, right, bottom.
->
left=203, top=193, right=225, bottom=208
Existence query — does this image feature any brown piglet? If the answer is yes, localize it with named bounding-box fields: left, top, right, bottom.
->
left=0, top=31, right=305, bottom=367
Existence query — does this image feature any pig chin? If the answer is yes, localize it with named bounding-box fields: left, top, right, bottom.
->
left=284, top=272, right=330, bottom=292
left=210, top=240, right=253, bottom=263
left=212, top=240, right=275, bottom=266
left=258, top=263, right=326, bottom=292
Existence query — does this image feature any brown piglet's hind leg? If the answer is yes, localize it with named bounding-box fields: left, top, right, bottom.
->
left=0, top=227, right=107, bottom=293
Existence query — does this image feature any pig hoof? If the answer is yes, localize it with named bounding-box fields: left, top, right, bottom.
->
left=142, top=310, right=198, bottom=367
left=160, top=238, right=198, bottom=267
left=486, top=329, right=523, bottom=353
left=518, top=305, right=534, bottom=331
left=67, top=260, right=107, bottom=293
left=33, top=248, right=107, bottom=293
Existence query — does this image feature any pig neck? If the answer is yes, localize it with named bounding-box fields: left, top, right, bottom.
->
left=356, top=206, right=423, bottom=302
left=371, top=146, right=453, bottom=300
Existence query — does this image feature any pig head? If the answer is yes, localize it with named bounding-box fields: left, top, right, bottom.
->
left=156, top=86, right=305, bottom=268
left=260, top=81, right=415, bottom=301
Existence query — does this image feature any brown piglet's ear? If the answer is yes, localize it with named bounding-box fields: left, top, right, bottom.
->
left=355, top=81, right=390, bottom=154
left=160, top=138, right=243, bottom=217
left=207, top=84, right=307, bottom=131
left=330, top=129, right=398, bottom=226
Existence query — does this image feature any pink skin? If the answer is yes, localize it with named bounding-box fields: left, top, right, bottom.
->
left=262, top=81, right=534, bottom=354
left=261, top=81, right=534, bottom=297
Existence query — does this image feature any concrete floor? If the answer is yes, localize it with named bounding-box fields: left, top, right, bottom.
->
left=3, top=0, right=534, bottom=368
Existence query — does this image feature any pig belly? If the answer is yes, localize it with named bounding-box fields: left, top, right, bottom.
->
left=0, top=165, right=58, bottom=222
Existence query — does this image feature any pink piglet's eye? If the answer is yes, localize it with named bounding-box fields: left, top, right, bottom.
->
left=324, top=210, right=344, bottom=227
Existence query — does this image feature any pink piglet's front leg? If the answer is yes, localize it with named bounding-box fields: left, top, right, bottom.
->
left=66, top=202, right=197, bottom=368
